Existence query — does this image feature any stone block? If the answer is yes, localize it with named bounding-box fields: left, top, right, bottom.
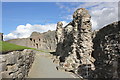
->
left=19, top=65, right=26, bottom=77
left=0, top=55, right=6, bottom=63
left=21, top=54, right=26, bottom=62
left=7, top=64, right=18, bottom=73
left=25, top=59, right=30, bottom=64
left=1, top=71, right=12, bottom=78
left=18, top=73, right=23, bottom=78
left=6, top=53, right=16, bottom=65
left=10, top=72, right=17, bottom=79
left=17, top=59, right=24, bottom=67
left=0, top=62, right=7, bottom=72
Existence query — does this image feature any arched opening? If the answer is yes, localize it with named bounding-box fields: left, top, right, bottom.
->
left=30, top=38, right=32, bottom=41
left=34, top=39, right=35, bottom=43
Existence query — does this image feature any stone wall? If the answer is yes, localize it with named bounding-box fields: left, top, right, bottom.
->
left=7, top=31, right=57, bottom=51
left=55, top=8, right=95, bottom=78
left=0, top=49, right=35, bottom=79
left=0, top=33, right=3, bottom=41
left=55, top=8, right=120, bottom=79
left=90, top=21, right=120, bottom=78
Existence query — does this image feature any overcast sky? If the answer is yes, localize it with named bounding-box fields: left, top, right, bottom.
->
left=2, top=2, right=119, bottom=40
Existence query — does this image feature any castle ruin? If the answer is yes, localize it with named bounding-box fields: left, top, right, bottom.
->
left=0, top=33, right=3, bottom=41
left=5, top=8, right=120, bottom=79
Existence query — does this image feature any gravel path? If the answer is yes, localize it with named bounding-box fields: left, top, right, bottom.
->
left=28, top=52, right=74, bottom=78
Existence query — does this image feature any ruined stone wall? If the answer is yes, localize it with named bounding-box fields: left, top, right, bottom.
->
left=55, top=8, right=120, bottom=79
left=55, top=8, right=95, bottom=78
left=0, top=33, right=3, bottom=41
left=7, top=31, right=57, bottom=51
left=90, top=21, right=120, bottom=78
left=0, top=49, right=35, bottom=79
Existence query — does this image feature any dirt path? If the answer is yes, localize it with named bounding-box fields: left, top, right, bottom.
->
left=28, top=52, right=74, bottom=78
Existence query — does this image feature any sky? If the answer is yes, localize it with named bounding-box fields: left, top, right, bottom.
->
left=2, top=2, right=119, bottom=40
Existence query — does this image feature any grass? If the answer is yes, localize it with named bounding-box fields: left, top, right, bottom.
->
left=0, top=41, right=50, bottom=53
left=0, top=41, right=32, bottom=53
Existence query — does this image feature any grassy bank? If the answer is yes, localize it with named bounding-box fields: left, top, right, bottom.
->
left=0, top=41, right=49, bottom=53
left=0, top=41, right=32, bottom=53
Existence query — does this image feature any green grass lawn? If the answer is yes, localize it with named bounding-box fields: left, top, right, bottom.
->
left=0, top=41, right=49, bottom=53
left=0, top=41, right=32, bottom=53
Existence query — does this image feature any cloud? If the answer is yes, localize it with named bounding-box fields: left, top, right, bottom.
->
left=59, top=2, right=118, bottom=30
left=4, top=2, right=119, bottom=40
left=89, top=2, right=118, bottom=30
left=62, top=15, right=73, bottom=20
left=4, top=21, right=68, bottom=41
left=56, top=3, right=71, bottom=12
left=80, top=2, right=118, bottom=30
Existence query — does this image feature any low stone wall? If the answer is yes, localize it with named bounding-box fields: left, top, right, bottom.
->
left=0, top=49, right=36, bottom=79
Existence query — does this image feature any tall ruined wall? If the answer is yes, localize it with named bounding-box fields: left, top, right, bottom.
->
left=7, top=30, right=57, bottom=51
left=56, top=8, right=95, bottom=78
left=90, top=21, right=120, bottom=78
left=0, top=49, right=35, bottom=79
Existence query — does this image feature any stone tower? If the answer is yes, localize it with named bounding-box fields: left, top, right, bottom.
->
left=0, top=33, right=3, bottom=41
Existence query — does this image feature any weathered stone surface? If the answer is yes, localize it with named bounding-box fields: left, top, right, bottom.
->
left=6, top=52, right=16, bottom=65
left=1, top=71, right=12, bottom=78
left=1, top=49, right=35, bottom=79
left=7, top=64, right=18, bottom=72
left=17, top=58, right=24, bottom=67
left=0, top=62, right=7, bottom=72
left=56, top=22, right=63, bottom=43
left=18, top=73, right=23, bottom=78
left=10, top=72, right=18, bottom=79
left=55, top=8, right=95, bottom=78
left=89, top=21, right=120, bottom=78
left=20, top=65, right=26, bottom=77
left=0, top=56, right=6, bottom=63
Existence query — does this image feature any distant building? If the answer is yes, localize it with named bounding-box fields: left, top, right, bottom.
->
left=0, top=33, right=3, bottom=41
